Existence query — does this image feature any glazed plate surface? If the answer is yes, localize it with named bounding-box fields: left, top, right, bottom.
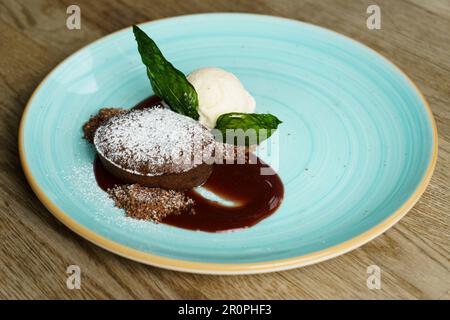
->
left=20, top=14, right=437, bottom=274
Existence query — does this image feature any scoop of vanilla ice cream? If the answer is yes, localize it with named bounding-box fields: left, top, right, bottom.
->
left=187, top=67, right=256, bottom=128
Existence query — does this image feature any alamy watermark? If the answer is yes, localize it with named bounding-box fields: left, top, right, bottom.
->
left=66, top=265, right=81, bottom=289
left=66, top=5, right=81, bottom=30
left=166, top=128, right=281, bottom=175
left=366, top=265, right=381, bottom=290
left=366, top=5, right=381, bottom=30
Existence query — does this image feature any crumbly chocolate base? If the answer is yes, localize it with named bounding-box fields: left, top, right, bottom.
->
left=82, top=108, right=126, bottom=143
left=107, top=184, right=194, bottom=222
left=219, top=143, right=257, bottom=164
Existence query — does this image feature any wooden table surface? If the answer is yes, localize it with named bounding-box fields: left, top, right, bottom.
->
left=0, top=0, right=449, bottom=300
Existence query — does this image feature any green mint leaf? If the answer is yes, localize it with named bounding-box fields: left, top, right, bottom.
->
left=215, top=112, right=282, bottom=146
left=133, top=25, right=199, bottom=120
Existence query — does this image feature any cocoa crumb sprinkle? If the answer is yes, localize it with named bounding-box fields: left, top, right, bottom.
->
left=107, top=184, right=195, bottom=222
left=82, top=108, right=126, bottom=143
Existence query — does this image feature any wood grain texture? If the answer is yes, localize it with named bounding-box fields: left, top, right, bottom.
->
left=0, top=0, right=449, bottom=300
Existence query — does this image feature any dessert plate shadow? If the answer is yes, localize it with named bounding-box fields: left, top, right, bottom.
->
left=19, top=13, right=437, bottom=274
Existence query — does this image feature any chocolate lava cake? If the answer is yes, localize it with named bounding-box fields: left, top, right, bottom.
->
left=93, top=107, right=215, bottom=190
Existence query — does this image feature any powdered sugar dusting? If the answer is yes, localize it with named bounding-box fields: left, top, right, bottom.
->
left=94, top=108, right=214, bottom=176
left=62, top=159, right=165, bottom=231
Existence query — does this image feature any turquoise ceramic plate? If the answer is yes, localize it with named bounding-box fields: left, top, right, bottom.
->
left=20, top=14, right=437, bottom=274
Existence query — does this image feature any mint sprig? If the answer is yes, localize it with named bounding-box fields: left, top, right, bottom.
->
left=133, top=25, right=199, bottom=120
left=215, top=112, right=282, bottom=146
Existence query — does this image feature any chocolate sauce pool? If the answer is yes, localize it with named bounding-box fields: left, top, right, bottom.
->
left=93, top=96, right=284, bottom=232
